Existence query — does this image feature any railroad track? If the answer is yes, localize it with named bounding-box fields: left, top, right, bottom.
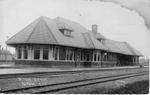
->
left=0, top=66, right=144, bottom=79
left=0, top=71, right=148, bottom=94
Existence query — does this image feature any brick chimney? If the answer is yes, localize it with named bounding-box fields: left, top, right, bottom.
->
left=92, top=24, right=98, bottom=34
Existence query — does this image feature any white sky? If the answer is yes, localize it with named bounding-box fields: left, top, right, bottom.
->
left=0, top=0, right=150, bottom=58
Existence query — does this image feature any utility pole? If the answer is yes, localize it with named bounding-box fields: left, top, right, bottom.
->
left=5, top=36, right=9, bottom=64
left=0, top=45, right=1, bottom=60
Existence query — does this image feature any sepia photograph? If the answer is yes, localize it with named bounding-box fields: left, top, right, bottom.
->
left=0, top=0, right=149, bottom=94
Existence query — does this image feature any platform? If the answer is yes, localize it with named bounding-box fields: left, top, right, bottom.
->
left=0, top=65, right=142, bottom=75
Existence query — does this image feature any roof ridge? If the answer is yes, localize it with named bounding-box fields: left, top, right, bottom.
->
left=82, top=33, right=93, bottom=48
left=42, top=17, right=58, bottom=43
left=25, top=18, right=41, bottom=43
left=87, top=33, right=95, bottom=48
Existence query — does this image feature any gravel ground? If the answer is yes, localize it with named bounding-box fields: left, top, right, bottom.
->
left=0, top=67, right=148, bottom=93
left=108, top=80, right=149, bottom=94
left=55, top=74, right=149, bottom=94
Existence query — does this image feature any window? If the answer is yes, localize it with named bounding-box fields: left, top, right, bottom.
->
left=43, top=47, right=49, bottom=60
left=93, top=51, right=101, bottom=61
left=98, top=39, right=102, bottom=42
left=98, top=51, right=101, bottom=61
left=77, top=49, right=81, bottom=61
left=81, top=50, right=84, bottom=61
left=24, top=46, right=28, bottom=59
left=93, top=51, right=97, bottom=61
left=84, top=51, right=91, bottom=61
left=70, top=49, right=74, bottom=60
left=98, top=54, right=100, bottom=61
left=66, top=50, right=69, bottom=60
left=110, top=53, right=112, bottom=61
left=64, top=30, right=71, bottom=36
left=57, top=21, right=73, bottom=37
left=18, top=47, right=22, bottom=59
left=59, top=47, right=66, bottom=60
left=53, top=47, right=59, bottom=60
left=86, top=53, right=90, bottom=61
left=34, top=47, right=40, bottom=59
left=94, top=53, right=97, bottom=61
left=66, top=48, right=74, bottom=60
left=103, top=52, right=107, bottom=61
left=98, top=39, right=105, bottom=44
left=102, top=40, right=105, bottom=44
left=112, top=54, right=116, bottom=61
left=59, top=29, right=64, bottom=34
left=59, top=29, right=72, bottom=36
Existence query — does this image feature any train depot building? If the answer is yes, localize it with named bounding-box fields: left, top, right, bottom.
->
left=6, top=16, right=142, bottom=67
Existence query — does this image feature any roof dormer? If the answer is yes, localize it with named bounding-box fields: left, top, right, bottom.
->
left=56, top=20, right=73, bottom=36
left=59, top=29, right=72, bottom=36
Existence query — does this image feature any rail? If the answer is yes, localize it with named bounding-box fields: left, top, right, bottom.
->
left=0, top=66, right=144, bottom=79
left=0, top=71, right=148, bottom=94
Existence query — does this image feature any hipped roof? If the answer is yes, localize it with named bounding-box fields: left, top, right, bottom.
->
left=6, top=16, right=142, bottom=56
left=105, top=39, right=142, bottom=56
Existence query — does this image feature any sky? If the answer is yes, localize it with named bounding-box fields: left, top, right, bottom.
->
left=100, top=0, right=150, bottom=29
left=0, top=0, right=150, bottom=58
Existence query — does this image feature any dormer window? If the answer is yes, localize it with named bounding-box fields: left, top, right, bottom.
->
left=97, top=39, right=102, bottom=42
left=57, top=21, right=73, bottom=36
left=59, top=29, right=72, bottom=36
left=98, top=39, right=105, bottom=44
left=64, top=30, right=71, bottom=36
